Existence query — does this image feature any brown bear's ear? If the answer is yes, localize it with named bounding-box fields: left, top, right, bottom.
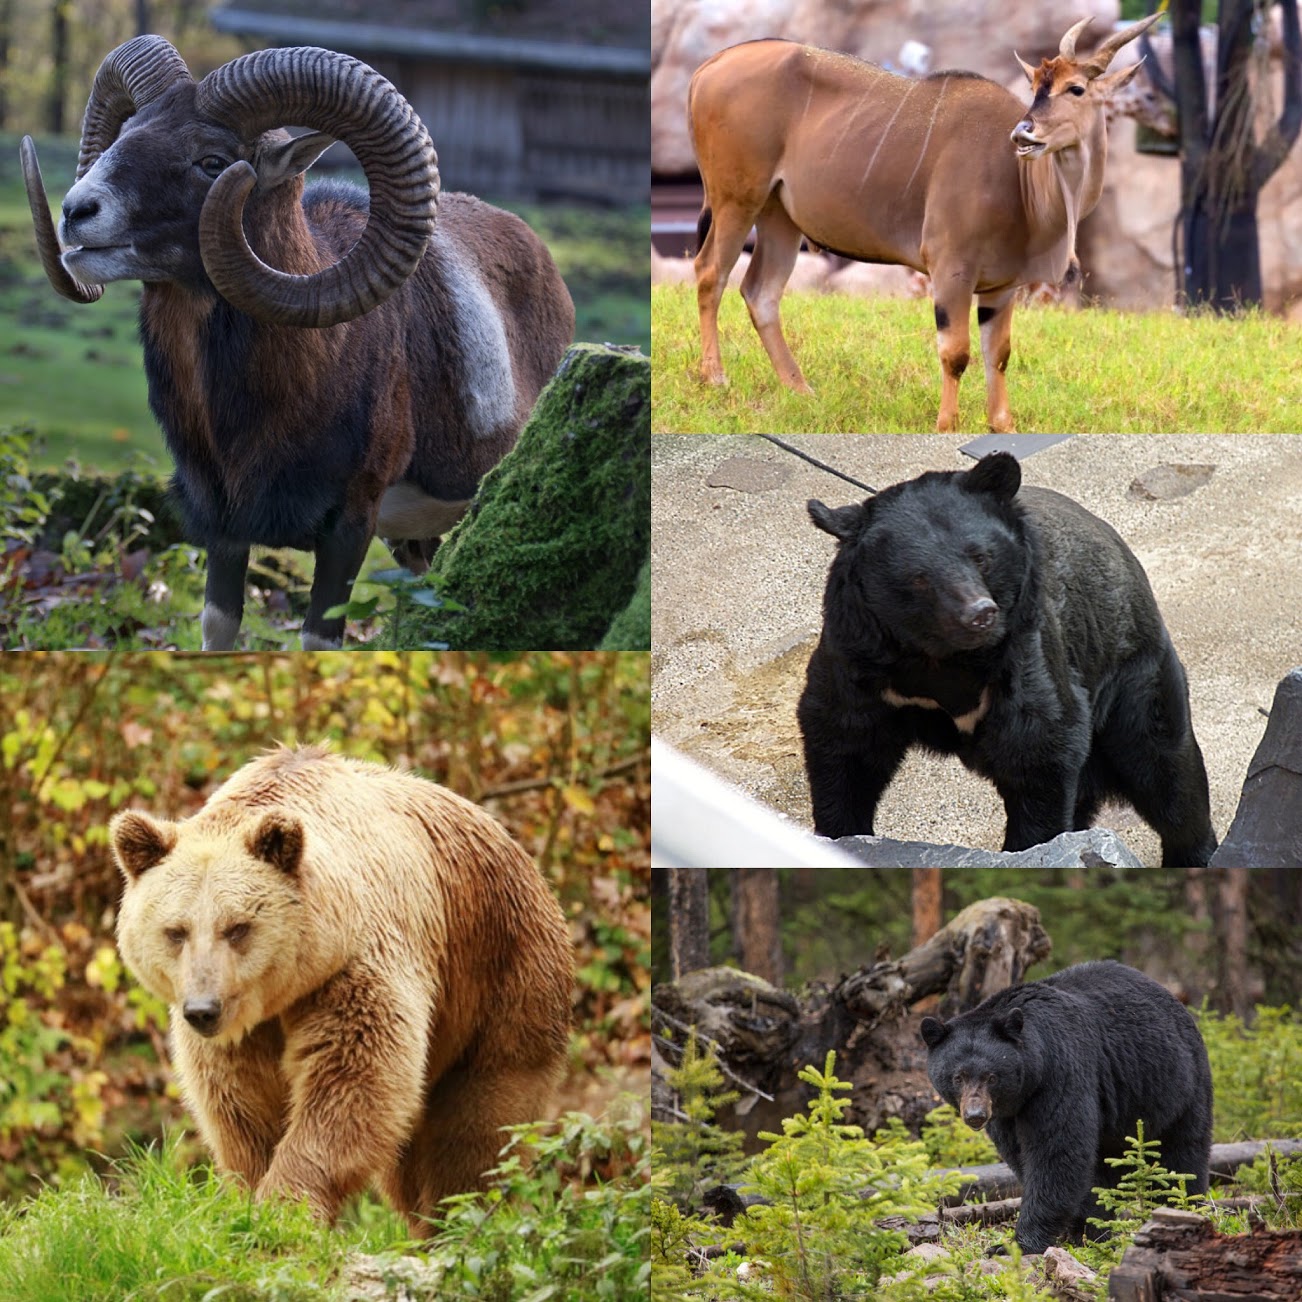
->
left=247, top=812, right=304, bottom=876
left=110, top=811, right=178, bottom=881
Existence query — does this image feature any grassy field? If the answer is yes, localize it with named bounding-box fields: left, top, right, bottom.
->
left=652, top=283, right=1302, bottom=434
left=0, top=132, right=648, bottom=473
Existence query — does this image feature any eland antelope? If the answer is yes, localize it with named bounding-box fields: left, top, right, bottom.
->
left=689, top=14, right=1161, bottom=432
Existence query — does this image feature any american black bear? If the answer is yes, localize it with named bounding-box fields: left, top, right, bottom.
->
left=797, top=452, right=1216, bottom=866
left=920, top=961, right=1213, bottom=1253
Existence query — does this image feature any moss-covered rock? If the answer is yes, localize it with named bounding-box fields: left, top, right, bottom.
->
left=599, top=559, right=650, bottom=650
left=31, top=469, right=183, bottom=552
left=393, top=343, right=650, bottom=650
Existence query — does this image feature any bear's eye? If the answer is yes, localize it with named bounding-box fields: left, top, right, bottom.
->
left=968, top=551, right=990, bottom=573
left=910, top=574, right=930, bottom=592
left=224, top=922, right=251, bottom=944
left=164, top=926, right=187, bottom=946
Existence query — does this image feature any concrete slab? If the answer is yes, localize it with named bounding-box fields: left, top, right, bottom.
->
left=651, top=434, right=1302, bottom=867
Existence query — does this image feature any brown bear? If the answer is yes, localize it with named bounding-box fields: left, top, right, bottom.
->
left=110, top=744, right=573, bottom=1230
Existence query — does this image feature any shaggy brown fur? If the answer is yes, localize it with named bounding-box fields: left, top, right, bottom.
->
left=111, top=746, right=573, bottom=1230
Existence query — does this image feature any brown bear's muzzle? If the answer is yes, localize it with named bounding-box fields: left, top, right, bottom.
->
left=183, top=996, right=224, bottom=1037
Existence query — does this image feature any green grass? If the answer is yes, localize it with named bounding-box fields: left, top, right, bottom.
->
left=0, top=132, right=647, bottom=473
left=652, top=282, right=1302, bottom=433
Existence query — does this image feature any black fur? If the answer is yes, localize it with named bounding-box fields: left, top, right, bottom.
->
left=920, top=961, right=1213, bottom=1253
left=798, top=453, right=1216, bottom=865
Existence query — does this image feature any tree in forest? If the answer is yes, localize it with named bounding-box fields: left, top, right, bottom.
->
left=1150, top=0, right=1302, bottom=308
left=732, top=868, right=782, bottom=986
left=668, top=868, right=709, bottom=979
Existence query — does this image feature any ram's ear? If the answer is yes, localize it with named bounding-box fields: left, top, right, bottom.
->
left=920, top=1016, right=949, bottom=1048
left=255, top=131, right=336, bottom=190
left=110, top=811, right=177, bottom=881
left=247, top=811, right=304, bottom=875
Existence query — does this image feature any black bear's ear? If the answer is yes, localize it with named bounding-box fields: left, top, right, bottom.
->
left=963, top=452, right=1021, bottom=502
left=247, top=812, right=304, bottom=876
left=110, top=811, right=177, bottom=881
left=920, top=1016, right=948, bottom=1048
left=996, top=1007, right=1025, bottom=1044
left=808, top=499, right=864, bottom=541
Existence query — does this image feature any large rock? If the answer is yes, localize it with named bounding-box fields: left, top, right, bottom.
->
left=652, top=0, right=1117, bottom=174
left=1210, top=669, right=1302, bottom=868
left=392, top=344, right=650, bottom=651
left=834, top=828, right=1144, bottom=868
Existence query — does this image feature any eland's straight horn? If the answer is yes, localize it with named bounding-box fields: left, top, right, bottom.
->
left=689, top=12, right=1163, bottom=432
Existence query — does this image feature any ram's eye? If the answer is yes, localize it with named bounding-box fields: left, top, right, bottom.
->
left=164, top=926, right=187, bottom=946
left=1067, top=84, right=1086, bottom=97
left=197, top=155, right=229, bottom=178
left=224, top=922, right=251, bottom=944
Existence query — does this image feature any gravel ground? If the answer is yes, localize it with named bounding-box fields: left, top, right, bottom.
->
left=651, top=434, right=1302, bottom=866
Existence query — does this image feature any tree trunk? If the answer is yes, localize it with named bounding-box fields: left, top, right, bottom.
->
left=1171, top=0, right=1302, bottom=309
left=732, top=868, right=783, bottom=986
left=1218, top=866, right=1251, bottom=1018
left=48, top=0, right=69, bottom=135
left=668, top=867, right=710, bottom=980
left=911, top=868, right=942, bottom=948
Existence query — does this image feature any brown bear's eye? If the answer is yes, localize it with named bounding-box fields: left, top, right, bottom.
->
left=224, top=922, right=251, bottom=944
left=164, top=926, right=187, bottom=946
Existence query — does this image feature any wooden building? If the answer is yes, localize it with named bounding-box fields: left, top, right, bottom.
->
left=210, top=0, right=649, bottom=204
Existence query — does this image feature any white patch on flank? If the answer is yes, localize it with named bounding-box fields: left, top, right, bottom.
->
left=903, top=75, right=947, bottom=197
left=200, top=604, right=240, bottom=651
left=436, top=230, right=516, bottom=438
left=882, top=685, right=992, bottom=735
left=301, top=631, right=342, bottom=652
left=860, top=79, right=918, bottom=193
left=376, top=483, right=471, bottom=538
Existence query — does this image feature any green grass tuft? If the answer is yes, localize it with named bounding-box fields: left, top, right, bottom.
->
left=651, top=283, right=1302, bottom=433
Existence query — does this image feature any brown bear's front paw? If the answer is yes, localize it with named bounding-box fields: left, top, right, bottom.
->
left=257, top=1154, right=340, bottom=1223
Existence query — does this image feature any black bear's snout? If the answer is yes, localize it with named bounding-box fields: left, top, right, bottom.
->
left=183, top=997, right=223, bottom=1036
left=963, top=1103, right=989, bottom=1129
left=962, top=597, right=998, bottom=631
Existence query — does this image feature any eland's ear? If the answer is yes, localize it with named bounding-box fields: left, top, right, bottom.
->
left=110, top=811, right=177, bottom=881
left=1091, top=59, right=1146, bottom=97
left=254, top=131, right=336, bottom=191
left=247, top=811, right=304, bottom=875
left=808, top=499, right=864, bottom=541
left=920, top=1016, right=949, bottom=1049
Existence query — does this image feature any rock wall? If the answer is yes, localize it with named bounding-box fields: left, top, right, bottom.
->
left=653, top=0, right=1302, bottom=315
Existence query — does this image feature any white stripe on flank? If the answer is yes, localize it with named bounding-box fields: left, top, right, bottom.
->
left=903, top=75, right=948, bottom=197
left=860, top=78, right=918, bottom=192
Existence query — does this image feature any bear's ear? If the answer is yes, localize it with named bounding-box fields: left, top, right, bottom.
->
left=920, top=1016, right=948, bottom=1048
left=807, top=499, right=864, bottom=541
left=995, top=1007, right=1025, bottom=1044
left=247, top=812, right=304, bottom=876
left=110, top=811, right=178, bottom=881
left=963, top=452, right=1021, bottom=502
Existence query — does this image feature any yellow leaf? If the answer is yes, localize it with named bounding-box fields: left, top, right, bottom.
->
left=561, top=785, right=596, bottom=816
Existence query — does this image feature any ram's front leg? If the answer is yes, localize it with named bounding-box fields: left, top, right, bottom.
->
left=302, top=518, right=374, bottom=651
left=261, top=968, right=429, bottom=1222
left=202, top=545, right=250, bottom=651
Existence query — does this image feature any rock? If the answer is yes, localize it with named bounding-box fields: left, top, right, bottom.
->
left=705, top=456, right=793, bottom=493
left=1210, top=669, right=1302, bottom=868
left=600, top=559, right=650, bottom=650
left=833, top=828, right=1145, bottom=867
left=652, top=0, right=1116, bottom=174
left=1127, top=463, right=1216, bottom=501
left=393, top=344, right=650, bottom=650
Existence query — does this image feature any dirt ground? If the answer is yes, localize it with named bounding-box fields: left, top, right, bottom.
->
left=652, top=435, right=1302, bottom=866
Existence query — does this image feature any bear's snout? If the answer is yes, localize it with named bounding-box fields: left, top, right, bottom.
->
left=961, top=597, right=998, bottom=631
left=962, top=1103, right=989, bottom=1130
left=183, top=996, right=223, bottom=1037
left=959, top=1083, right=992, bottom=1130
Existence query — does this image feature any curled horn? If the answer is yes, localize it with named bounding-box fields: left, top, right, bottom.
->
left=22, top=35, right=191, bottom=305
left=195, top=46, right=439, bottom=328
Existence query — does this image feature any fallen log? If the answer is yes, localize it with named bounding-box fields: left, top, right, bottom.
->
left=1108, top=1207, right=1302, bottom=1301
left=653, top=896, right=1050, bottom=1142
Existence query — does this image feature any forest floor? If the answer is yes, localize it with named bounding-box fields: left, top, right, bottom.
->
left=651, top=434, right=1302, bottom=867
